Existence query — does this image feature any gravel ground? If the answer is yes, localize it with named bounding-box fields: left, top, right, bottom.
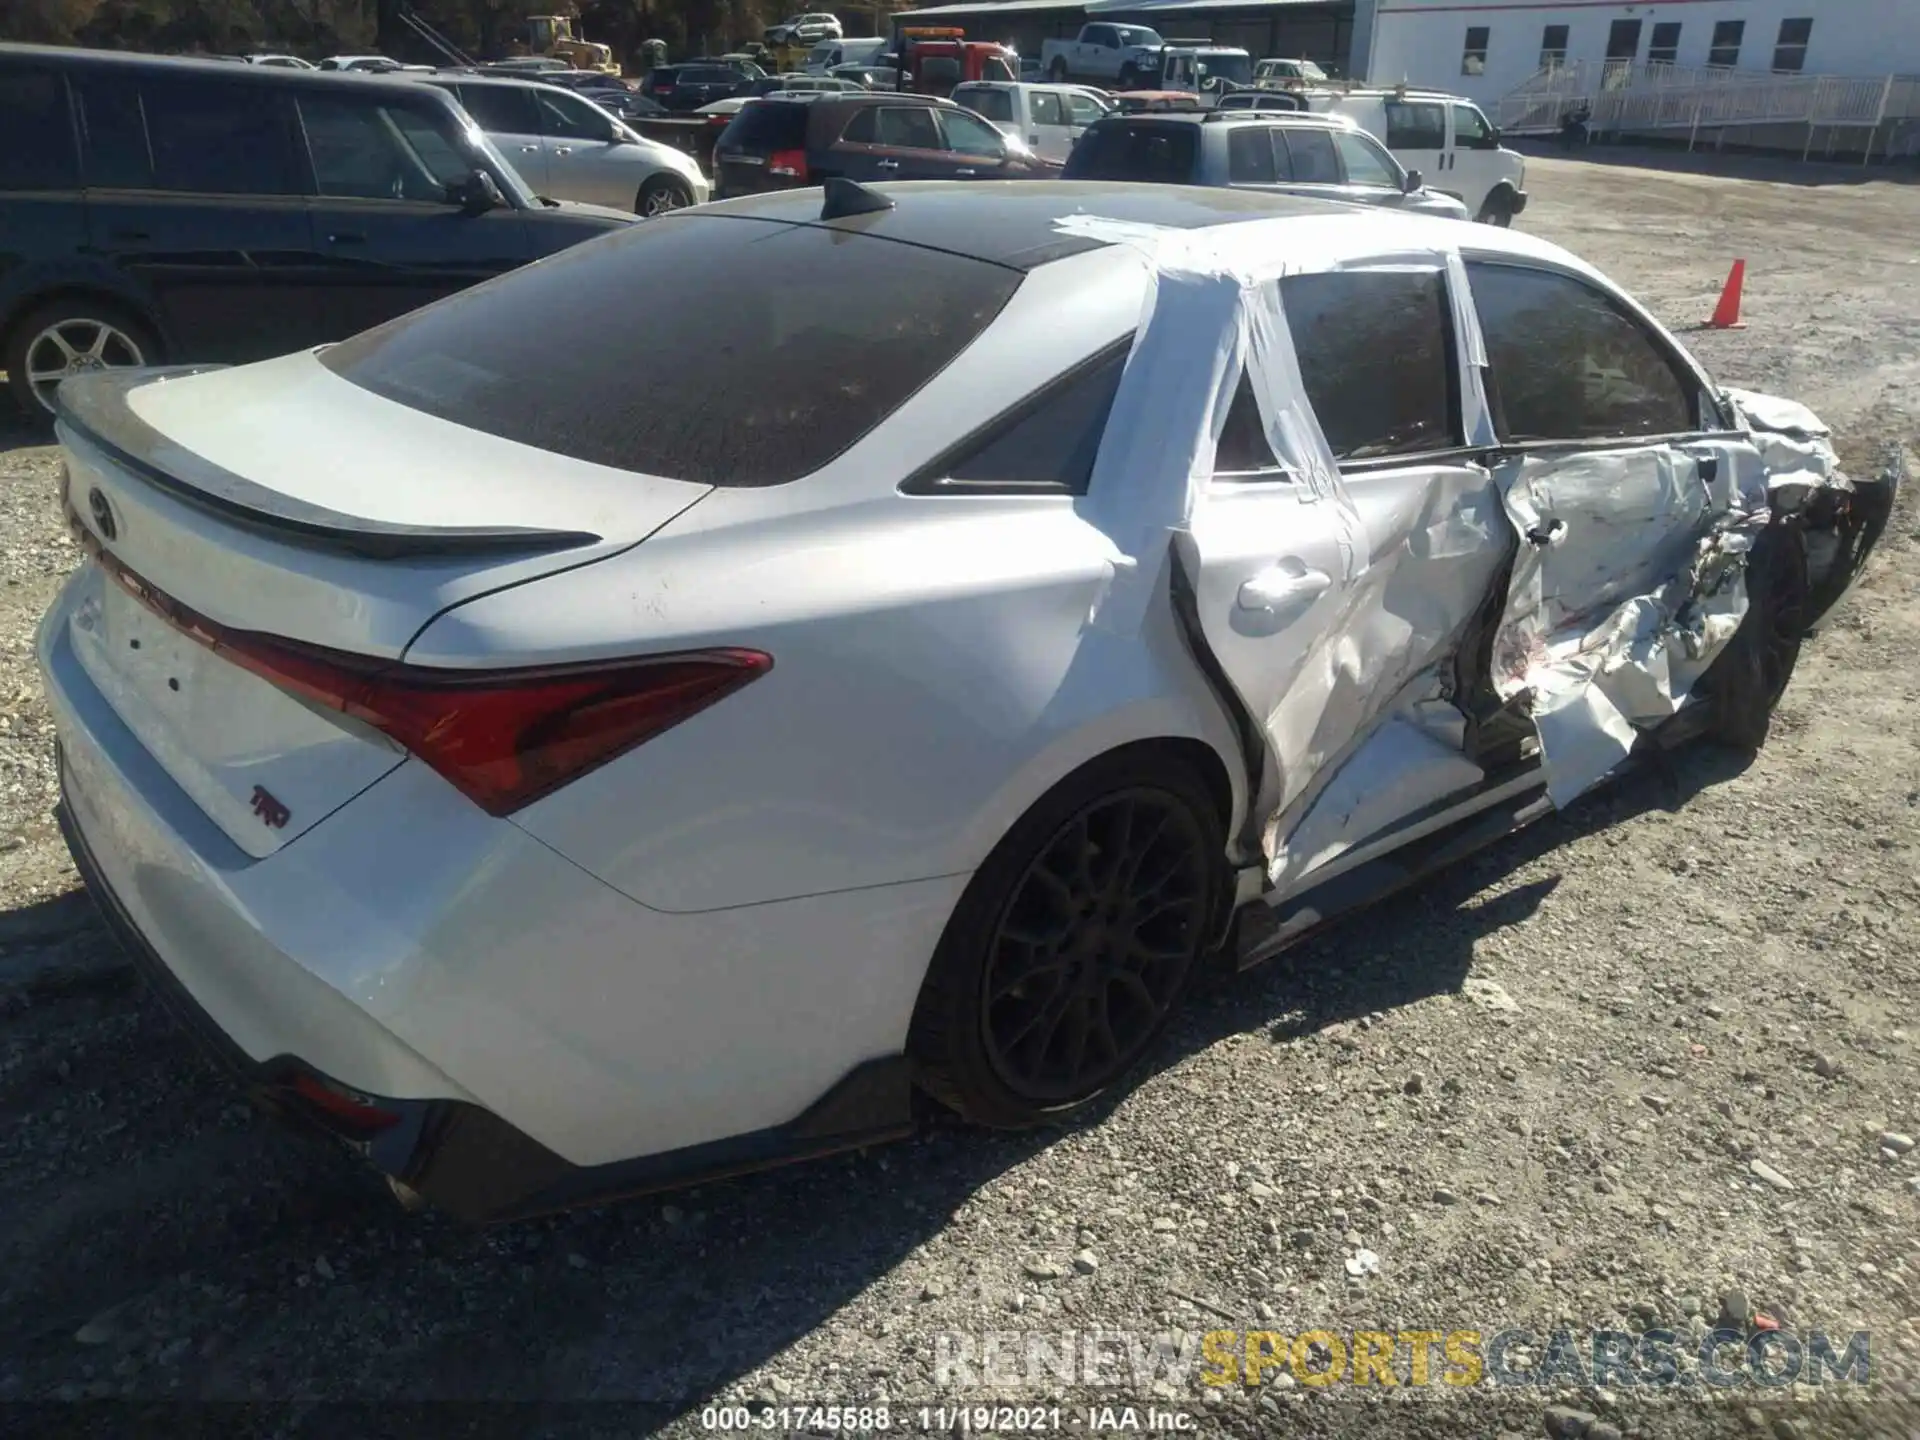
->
left=0, top=152, right=1917, bottom=1440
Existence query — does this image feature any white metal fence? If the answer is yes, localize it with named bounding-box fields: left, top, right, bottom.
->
left=1495, top=59, right=1920, bottom=159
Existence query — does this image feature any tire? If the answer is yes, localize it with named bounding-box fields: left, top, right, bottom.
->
left=1699, top=522, right=1809, bottom=751
left=4, top=298, right=159, bottom=425
left=1476, top=191, right=1514, bottom=226
left=1048, top=57, right=1068, bottom=82
left=1118, top=63, right=1139, bottom=90
left=637, top=175, right=694, bottom=217
left=908, top=750, right=1225, bottom=1129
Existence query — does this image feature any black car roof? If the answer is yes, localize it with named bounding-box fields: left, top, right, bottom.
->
left=0, top=42, right=452, bottom=102
left=702, top=180, right=1340, bottom=270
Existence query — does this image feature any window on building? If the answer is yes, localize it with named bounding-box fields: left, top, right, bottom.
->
left=1461, top=25, right=1490, bottom=76
left=1773, top=18, right=1812, bottom=73
left=1539, top=24, right=1569, bottom=71
left=1648, top=22, right=1682, bottom=65
left=1707, top=20, right=1744, bottom=68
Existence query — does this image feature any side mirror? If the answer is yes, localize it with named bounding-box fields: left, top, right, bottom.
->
left=1401, top=168, right=1422, bottom=193
left=1486, top=125, right=1503, bottom=147
left=454, top=168, right=505, bottom=214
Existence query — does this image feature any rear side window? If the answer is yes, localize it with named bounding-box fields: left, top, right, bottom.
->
left=930, top=343, right=1127, bottom=493
left=1280, top=269, right=1459, bottom=461
left=1467, top=263, right=1696, bottom=441
left=1063, top=122, right=1196, bottom=183
left=1031, top=91, right=1065, bottom=126
left=455, top=84, right=541, bottom=135
left=142, top=79, right=300, bottom=195
left=1384, top=100, right=1446, bottom=149
left=1215, top=373, right=1284, bottom=475
left=725, top=101, right=810, bottom=149
left=1279, top=129, right=1339, bottom=183
left=321, top=215, right=1022, bottom=487
left=958, top=87, right=1013, bottom=122
left=0, top=65, right=77, bottom=191
left=74, top=77, right=152, bottom=188
left=1226, top=127, right=1277, bottom=183
left=876, top=105, right=942, bottom=149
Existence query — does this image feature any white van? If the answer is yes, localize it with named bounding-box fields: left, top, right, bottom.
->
left=1307, top=87, right=1526, bottom=224
left=950, top=81, right=1113, bottom=161
left=805, top=37, right=889, bottom=75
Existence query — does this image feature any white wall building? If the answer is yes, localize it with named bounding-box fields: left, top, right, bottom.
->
left=1361, top=0, right=1920, bottom=107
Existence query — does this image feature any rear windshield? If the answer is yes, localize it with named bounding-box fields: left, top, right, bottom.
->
left=320, top=215, right=1020, bottom=487
left=721, top=100, right=810, bottom=150
left=955, top=86, right=1013, bottom=122
left=1063, top=121, right=1197, bottom=183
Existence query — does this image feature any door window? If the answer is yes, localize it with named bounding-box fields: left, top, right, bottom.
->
left=1280, top=129, right=1339, bottom=183
left=1227, top=126, right=1278, bottom=183
left=1383, top=100, right=1445, bottom=150
left=876, top=105, right=943, bottom=149
left=141, top=79, right=300, bottom=195
left=74, top=78, right=152, bottom=188
left=1065, top=91, right=1104, bottom=125
left=1332, top=131, right=1398, bottom=187
left=941, top=108, right=1007, bottom=157
left=456, top=83, right=542, bottom=136
left=1280, top=269, right=1458, bottom=461
left=958, top=86, right=1013, bottom=121
left=0, top=66, right=77, bottom=192
left=300, top=96, right=467, bottom=201
left=537, top=90, right=608, bottom=140
left=1030, top=91, right=1066, bottom=126
left=1451, top=103, right=1496, bottom=149
left=1467, top=262, right=1697, bottom=441
left=1062, top=122, right=1196, bottom=183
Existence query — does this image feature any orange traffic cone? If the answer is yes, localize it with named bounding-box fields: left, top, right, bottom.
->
left=1704, top=260, right=1747, bottom=329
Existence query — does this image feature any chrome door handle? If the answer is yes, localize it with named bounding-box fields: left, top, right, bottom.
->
left=519, top=144, right=538, bottom=153
left=955, top=167, right=977, bottom=176
left=553, top=146, right=572, bottom=155
left=1237, top=565, right=1331, bottom=611
left=876, top=159, right=899, bottom=169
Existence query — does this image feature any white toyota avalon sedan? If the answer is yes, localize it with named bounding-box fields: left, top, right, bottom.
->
left=37, top=181, right=1888, bottom=1221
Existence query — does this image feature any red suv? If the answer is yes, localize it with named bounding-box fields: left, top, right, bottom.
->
left=712, top=93, right=1056, bottom=197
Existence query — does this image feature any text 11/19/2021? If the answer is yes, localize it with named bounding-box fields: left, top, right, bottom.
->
left=701, top=1406, right=1091, bottom=1431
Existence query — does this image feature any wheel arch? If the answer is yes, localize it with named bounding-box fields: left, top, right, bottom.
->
left=1, top=283, right=169, bottom=364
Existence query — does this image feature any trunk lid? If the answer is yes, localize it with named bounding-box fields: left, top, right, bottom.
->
left=56, top=357, right=711, bottom=855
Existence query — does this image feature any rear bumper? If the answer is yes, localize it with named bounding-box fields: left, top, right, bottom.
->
left=38, top=571, right=956, bottom=1218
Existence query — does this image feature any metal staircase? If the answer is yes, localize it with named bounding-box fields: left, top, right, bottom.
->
left=1494, top=58, right=1920, bottom=161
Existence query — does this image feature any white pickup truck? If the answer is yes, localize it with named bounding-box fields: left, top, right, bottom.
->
left=1042, top=23, right=1167, bottom=86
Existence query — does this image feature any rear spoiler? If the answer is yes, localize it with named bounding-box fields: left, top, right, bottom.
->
left=55, top=368, right=602, bottom=560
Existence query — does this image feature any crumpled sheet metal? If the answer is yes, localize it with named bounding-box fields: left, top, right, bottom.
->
left=1061, top=215, right=1492, bottom=850
left=1724, top=387, right=1850, bottom=495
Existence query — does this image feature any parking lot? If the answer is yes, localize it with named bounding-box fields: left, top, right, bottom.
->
left=0, top=150, right=1917, bottom=1438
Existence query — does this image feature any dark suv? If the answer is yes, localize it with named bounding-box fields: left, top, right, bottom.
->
left=641, top=64, right=750, bottom=112
left=712, top=94, right=1055, bottom=197
left=0, top=44, right=632, bottom=420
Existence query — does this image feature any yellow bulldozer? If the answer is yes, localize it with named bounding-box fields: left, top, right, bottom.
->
left=521, top=14, right=621, bottom=73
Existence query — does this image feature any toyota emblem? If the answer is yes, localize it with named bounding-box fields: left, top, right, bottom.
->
left=88, top=487, right=117, bottom=541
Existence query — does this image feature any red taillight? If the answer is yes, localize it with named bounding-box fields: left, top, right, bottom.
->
left=654, top=83, right=675, bottom=93
left=215, top=632, right=772, bottom=817
left=86, top=546, right=771, bottom=817
left=289, top=1073, right=401, bottom=1135
left=768, top=147, right=809, bottom=179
